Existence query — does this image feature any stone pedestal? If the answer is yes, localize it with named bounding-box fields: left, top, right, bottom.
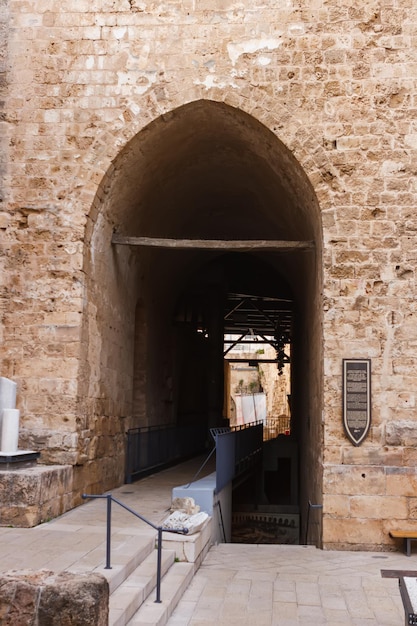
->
left=0, top=465, right=73, bottom=527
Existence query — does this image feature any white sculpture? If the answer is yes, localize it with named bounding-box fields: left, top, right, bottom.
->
left=1, top=409, right=20, bottom=453
left=162, top=510, right=209, bottom=535
left=0, top=377, right=20, bottom=454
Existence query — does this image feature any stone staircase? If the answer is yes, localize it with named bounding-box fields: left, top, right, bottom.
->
left=72, top=518, right=212, bottom=626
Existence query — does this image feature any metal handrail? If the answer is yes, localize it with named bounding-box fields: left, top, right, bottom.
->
left=214, top=500, right=226, bottom=543
left=82, top=493, right=188, bottom=603
left=125, top=422, right=207, bottom=483
left=305, top=500, right=323, bottom=546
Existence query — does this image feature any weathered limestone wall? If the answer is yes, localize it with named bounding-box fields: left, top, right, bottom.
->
left=259, top=348, right=291, bottom=419
left=0, top=1, right=8, bottom=218
left=1, top=0, right=416, bottom=548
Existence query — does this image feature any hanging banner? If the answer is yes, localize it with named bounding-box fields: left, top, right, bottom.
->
left=342, top=359, right=371, bottom=446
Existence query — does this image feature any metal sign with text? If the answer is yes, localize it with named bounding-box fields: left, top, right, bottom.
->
left=342, top=359, right=371, bottom=446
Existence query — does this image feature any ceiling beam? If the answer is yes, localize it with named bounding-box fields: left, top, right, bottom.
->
left=112, top=234, right=315, bottom=251
left=224, top=339, right=277, bottom=344
left=223, top=330, right=250, bottom=357
left=225, top=358, right=290, bottom=363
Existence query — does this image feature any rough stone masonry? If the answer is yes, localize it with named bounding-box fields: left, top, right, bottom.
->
left=0, top=570, right=109, bottom=625
left=1, top=0, right=417, bottom=549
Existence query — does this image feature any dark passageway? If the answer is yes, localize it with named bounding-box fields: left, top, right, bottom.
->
left=88, top=99, right=323, bottom=545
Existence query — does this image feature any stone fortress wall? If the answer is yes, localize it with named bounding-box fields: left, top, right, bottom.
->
left=1, top=0, right=417, bottom=548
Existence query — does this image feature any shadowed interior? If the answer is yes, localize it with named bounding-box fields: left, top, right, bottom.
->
left=83, top=100, right=323, bottom=543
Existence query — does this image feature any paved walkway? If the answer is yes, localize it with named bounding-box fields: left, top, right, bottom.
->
left=0, top=457, right=205, bottom=574
left=167, top=543, right=410, bottom=625
left=0, top=458, right=413, bottom=625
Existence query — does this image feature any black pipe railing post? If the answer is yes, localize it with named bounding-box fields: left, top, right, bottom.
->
left=105, top=494, right=112, bottom=569
left=155, top=527, right=163, bottom=603
left=81, top=492, right=188, bottom=602
left=305, top=500, right=323, bottom=546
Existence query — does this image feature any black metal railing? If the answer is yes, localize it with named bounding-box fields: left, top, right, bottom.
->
left=305, top=500, right=323, bottom=546
left=82, top=493, right=188, bottom=603
left=263, top=415, right=291, bottom=441
left=213, top=421, right=263, bottom=493
left=125, top=423, right=207, bottom=484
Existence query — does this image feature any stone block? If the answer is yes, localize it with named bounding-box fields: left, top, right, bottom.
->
left=0, top=570, right=108, bottom=625
left=322, top=517, right=385, bottom=546
left=403, top=448, right=417, bottom=466
left=0, top=505, right=40, bottom=528
left=170, top=497, right=200, bottom=515
left=162, top=517, right=212, bottom=564
left=350, top=495, right=408, bottom=520
left=342, top=445, right=403, bottom=466
left=322, top=494, right=350, bottom=517
left=407, top=499, right=417, bottom=520
left=323, top=465, right=385, bottom=496
left=322, top=446, right=343, bottom=464
left=385, top=468, right=417, bottom=497
left=0, top=465, right=73, bottom=527
left=0, top=212, right=10, bottom=229
left=386, top=420, right=417, bottom=446
left=163, top=511, right=209, bottom=534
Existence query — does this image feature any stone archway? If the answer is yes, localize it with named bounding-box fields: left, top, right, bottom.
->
left=82, top=99, right=323, bottom=543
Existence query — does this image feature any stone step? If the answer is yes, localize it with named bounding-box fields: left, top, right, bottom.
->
left=109, top=548, right=177, bottom=626
left=69, top=533, right=156, bottom=595
left=65, top=519, right=211, bottom=625
left=126, top=561, right=194, bottom=626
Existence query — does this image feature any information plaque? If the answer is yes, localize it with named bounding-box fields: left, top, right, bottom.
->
left=342, top=359, right=371, bottom=446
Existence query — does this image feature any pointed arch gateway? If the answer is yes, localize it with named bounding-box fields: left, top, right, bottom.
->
left=83, top=100, right=323, bottom=546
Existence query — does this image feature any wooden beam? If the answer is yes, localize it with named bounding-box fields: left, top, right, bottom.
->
left=225, top=358, right=290, bottom=364
left=111, top=234, right=315, bottom=251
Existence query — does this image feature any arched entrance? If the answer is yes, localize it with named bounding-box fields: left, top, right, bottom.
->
left=83, top=99, right=323, bottom=545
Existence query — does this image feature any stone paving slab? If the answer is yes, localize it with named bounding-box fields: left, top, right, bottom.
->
left=167, top=543, right=411, bottom=625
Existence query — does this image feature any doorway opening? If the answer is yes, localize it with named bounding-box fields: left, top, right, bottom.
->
left=173, top=252, right=300, bottom=544
left=221, top=263, right=296, bottom=544
left=85, top=99, right=323, bottom=546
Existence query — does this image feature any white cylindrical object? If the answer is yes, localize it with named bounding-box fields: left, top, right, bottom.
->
left=0, top=377, right=17, bottom=411
left=1, top=408, right=20, bottom=453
